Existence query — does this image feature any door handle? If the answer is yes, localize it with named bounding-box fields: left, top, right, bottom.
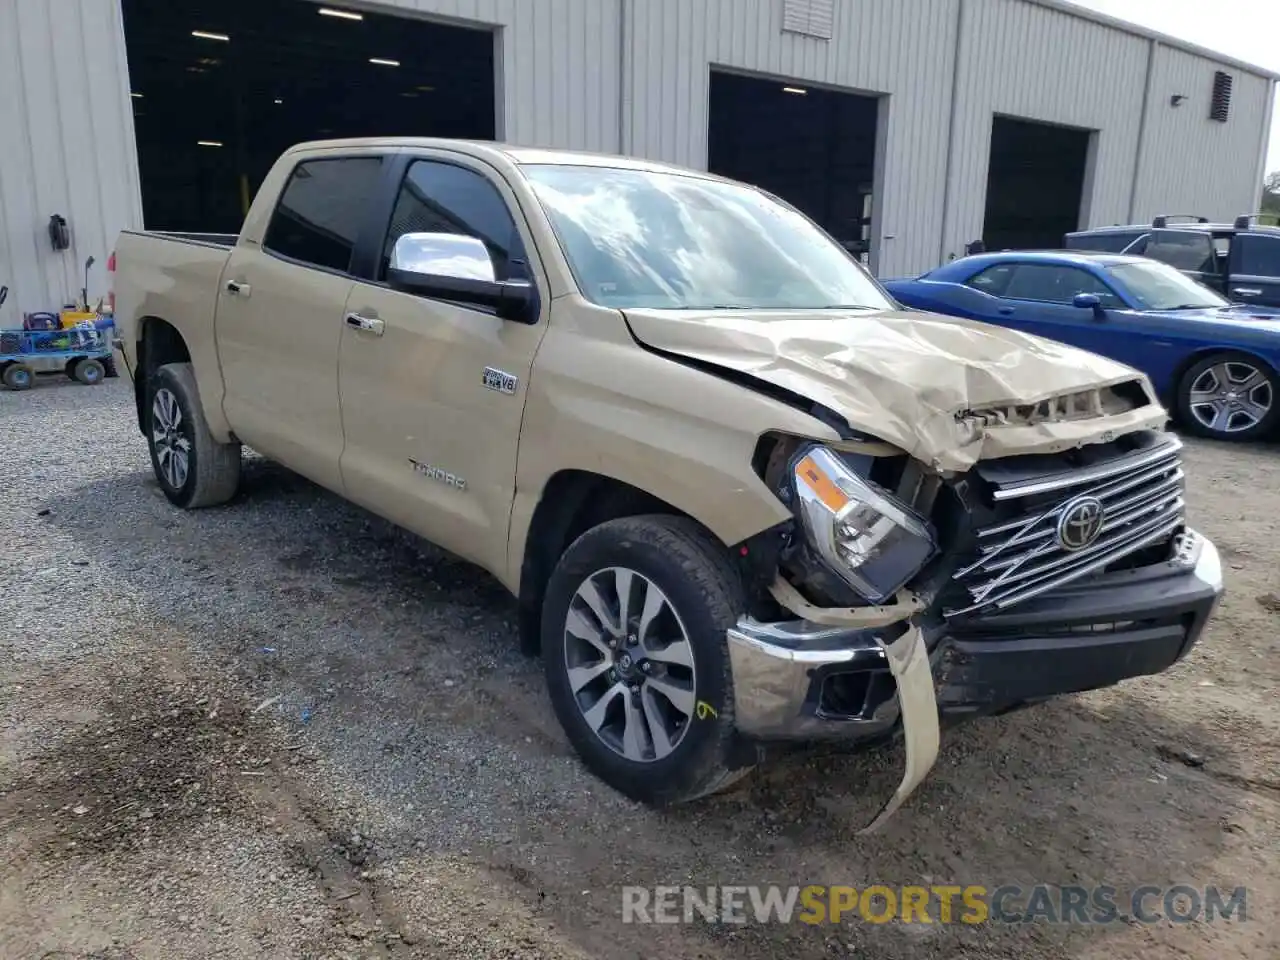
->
left=1233, top=287, right=1263, bottom=297
left=225, top=280, right=251, bottom=297
left=345, top=313, right=385, bottom=336
left=998, top=307, right=1015, bottom=315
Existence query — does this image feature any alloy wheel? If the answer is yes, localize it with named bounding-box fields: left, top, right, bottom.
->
left=1188, top=361, right=1272, bottom=435
left=152, top=387, right=192, bottom=490
left=563, top=567, right=698, bottom=763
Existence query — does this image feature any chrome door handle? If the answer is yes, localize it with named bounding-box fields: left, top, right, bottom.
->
left=1233, top=287, right=1263, bottom=297
left=345, top=313, right=385, bottom=336
left=225, top=280, right=251, bottom=297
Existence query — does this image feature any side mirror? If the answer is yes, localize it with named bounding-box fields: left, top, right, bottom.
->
left=387, top=232, right=537, bottom=324
left=1073, top=293, right=1106, bottom=318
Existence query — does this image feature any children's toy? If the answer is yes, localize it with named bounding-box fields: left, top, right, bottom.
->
left=1, top=312, right=116, bottom=391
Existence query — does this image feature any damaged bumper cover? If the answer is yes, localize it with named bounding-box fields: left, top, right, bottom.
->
left=725, top=529, right=1223, bottom=833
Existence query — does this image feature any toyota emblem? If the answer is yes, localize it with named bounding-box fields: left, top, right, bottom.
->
left=1056, top=496, right=1105, bottom=551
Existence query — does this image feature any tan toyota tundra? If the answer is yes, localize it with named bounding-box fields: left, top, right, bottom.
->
left=110, top=138, right=1223, bottom=831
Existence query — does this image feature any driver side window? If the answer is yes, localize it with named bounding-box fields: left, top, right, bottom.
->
left=970, top=263, right=1122, bottom=307
left=379, top=160, right=530, bottom=283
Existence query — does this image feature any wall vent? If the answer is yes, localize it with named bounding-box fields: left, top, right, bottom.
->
left=1209, top=71, right=1233, bottom=122
left=782, top=0, right=835, bottom=40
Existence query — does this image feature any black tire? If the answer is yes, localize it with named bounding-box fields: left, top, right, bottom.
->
left=541, top=515, right=754, bottom=805
left=1176, top=351, right=1279, bottom=441
left=147, top=362, right=241, bottom=508
left=72, top=358, right=106, bottom=385
left=2, top=364, right=34, bottom=391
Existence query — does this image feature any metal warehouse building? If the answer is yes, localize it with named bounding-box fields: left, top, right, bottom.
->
left=1, top=0, right=1277, bottom=323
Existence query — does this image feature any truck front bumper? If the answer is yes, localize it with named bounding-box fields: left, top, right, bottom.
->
left=725, top=528, right=1223, bottom=831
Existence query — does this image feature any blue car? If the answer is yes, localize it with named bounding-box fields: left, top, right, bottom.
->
left=882, top=251, right=1280, bottom=442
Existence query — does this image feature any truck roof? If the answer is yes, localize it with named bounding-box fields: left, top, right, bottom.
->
left=283, top=137, right=726, bottom=181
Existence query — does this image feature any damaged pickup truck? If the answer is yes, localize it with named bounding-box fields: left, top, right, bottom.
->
left=110, top=139, right=1224, bottom=830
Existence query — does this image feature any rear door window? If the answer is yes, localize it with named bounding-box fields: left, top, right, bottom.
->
left=965, top=264, right=1016, bottom=297
left=1234, top=235, right=1280, bottom=278
left=1140, top=229, right=1217, bottom=274
left=263, top=157, right=384, bottom=273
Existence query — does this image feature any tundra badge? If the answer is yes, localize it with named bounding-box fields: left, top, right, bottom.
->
left=408, top=459, right=466, bottom=491
left=482, top=367, right=519, bottom=395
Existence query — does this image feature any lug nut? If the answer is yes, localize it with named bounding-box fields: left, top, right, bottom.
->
left=640, top=662, right=652, bottom=674
left=630, top=683, right=640, bottom=693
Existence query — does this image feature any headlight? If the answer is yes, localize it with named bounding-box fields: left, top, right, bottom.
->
left=791, top=445, right=937, bottom=603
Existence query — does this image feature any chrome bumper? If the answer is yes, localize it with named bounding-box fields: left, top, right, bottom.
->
left=724, top=527, right=1222, bottom=834
left=726, top=618, right=940, bottom=834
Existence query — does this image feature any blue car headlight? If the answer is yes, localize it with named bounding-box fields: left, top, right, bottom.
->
left=791, top=445, right=938, bottom=603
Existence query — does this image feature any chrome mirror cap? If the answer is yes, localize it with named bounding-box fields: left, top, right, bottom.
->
left=389, top=232, right=496, bottom=282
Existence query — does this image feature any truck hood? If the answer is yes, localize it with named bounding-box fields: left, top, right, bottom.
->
left=622, top=307, right=1169, bottom=473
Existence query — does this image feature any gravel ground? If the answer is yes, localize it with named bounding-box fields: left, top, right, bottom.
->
left=1, top=376, right=1278, bottom=960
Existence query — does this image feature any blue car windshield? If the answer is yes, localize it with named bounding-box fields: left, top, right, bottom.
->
left=522, top=163, right=894, bottom=312
left=1106, top=261, right=1227, bottom=310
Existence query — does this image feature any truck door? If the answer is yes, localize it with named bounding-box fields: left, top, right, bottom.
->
left=336, top=155, right=549, bottom=577
left=215, top=155, right=384, bottom=493
left=1228, top=234, right=1280, bottom=309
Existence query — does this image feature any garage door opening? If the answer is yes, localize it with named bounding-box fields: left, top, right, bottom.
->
left=707, top=71, right=881, bottom=266
left=122, top=0, right=497, bottom=234
left=983, top=116, right=1092, bottom=251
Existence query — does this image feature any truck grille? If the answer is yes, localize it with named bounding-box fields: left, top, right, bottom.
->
left=948, top=435, right=1184, bottom=616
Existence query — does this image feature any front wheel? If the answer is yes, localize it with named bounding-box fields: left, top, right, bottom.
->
left=147, top=362, right=242, bottom=508
left=541, top=515, right=754, bottom=805
left=1177, top=352, right=1279, bottom=441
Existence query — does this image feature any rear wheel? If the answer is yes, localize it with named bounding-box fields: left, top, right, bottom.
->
left=541, top=515, right=754, bottom=805
left=72, top=358, right=105, bottom=385
left=1177, top=352, right=1278, bottom=441
left=147, top=362, right=241, bottom=508
left=2, top=364, right=34, bottom=391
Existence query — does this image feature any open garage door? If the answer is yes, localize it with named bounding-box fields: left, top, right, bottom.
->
left=707, top=71, right=880, bottom=266
left=123, top=0, right=497, bottom=234
left=983, top=116, right=1092, bottom=251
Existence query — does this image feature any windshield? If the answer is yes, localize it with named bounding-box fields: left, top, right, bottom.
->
left=1105, top=261, right=1228, bottom=310
left=521, top=164, right=895, bottom=311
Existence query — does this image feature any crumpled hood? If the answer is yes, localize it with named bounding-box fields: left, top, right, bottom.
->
left=623, top=307, right=1169, bottom=473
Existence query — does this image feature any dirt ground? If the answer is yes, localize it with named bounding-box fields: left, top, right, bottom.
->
left=1, top=379, right=1278, bottom=960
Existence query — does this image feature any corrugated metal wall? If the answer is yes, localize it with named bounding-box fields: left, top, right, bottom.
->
left=943, top=0, right=1150, bottom=259
left=0, top=0, right=142, bottom=326
left=1131, top=45, right=1275, bottom=224
left=1, top=0, right=1274, bottom=323
left=623, top=0, right=959, bottom=276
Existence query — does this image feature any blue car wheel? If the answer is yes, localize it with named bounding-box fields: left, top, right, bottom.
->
left=1177, top=351, right=1279, bottom=441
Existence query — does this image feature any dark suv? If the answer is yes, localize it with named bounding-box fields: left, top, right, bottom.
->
left=1066, top=215, right=1280, bottom=309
